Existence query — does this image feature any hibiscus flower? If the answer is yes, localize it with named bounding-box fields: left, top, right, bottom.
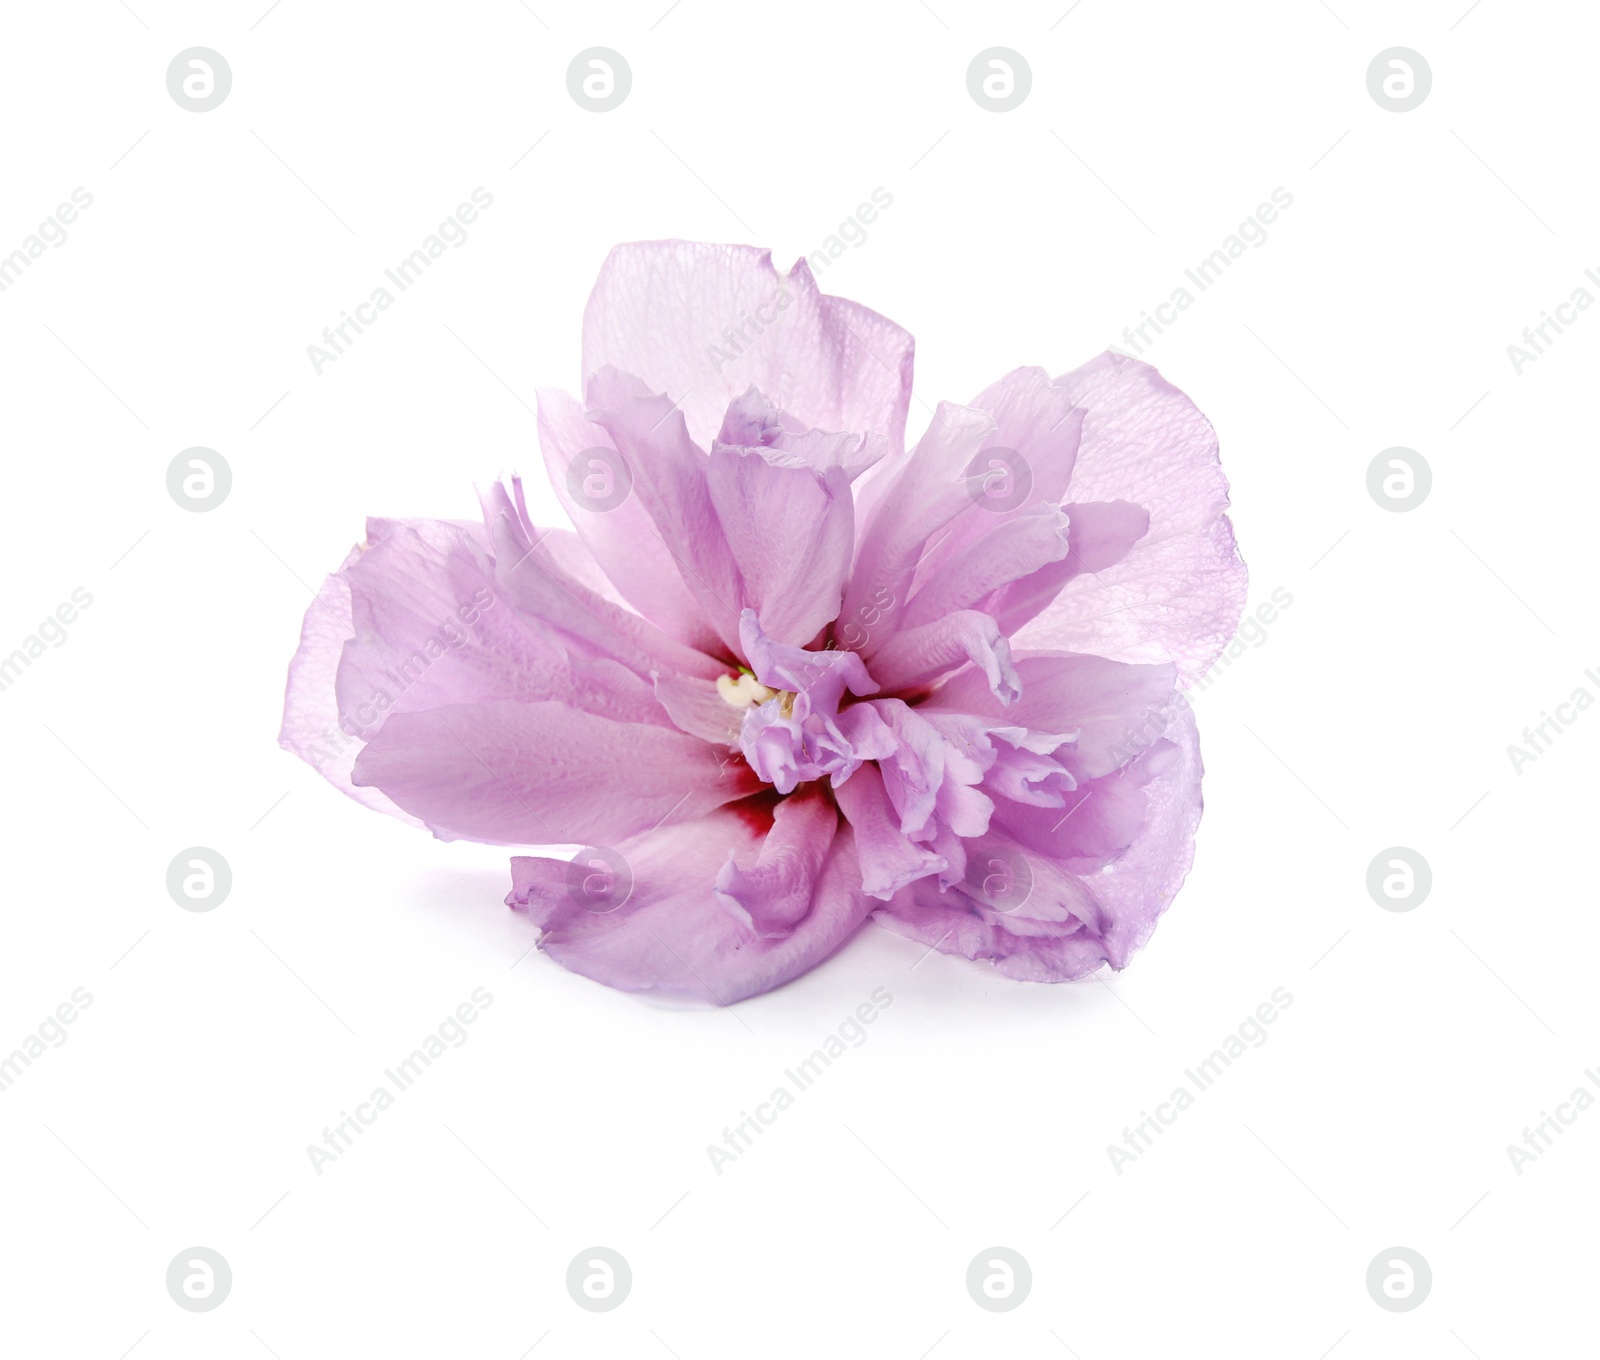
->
left=280, top=241, right=1246, bottom=1003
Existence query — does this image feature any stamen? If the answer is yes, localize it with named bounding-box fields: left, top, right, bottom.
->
left=716, top=672, right=776, bottom=708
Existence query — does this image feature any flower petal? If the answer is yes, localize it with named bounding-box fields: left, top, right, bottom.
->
left=334, top=519, right=667, bottom=733
left=924, top=651, right=1177, bottom=781
left=351, top=700, right=758, bottom=845
left=838, top=402, right=997, bottom=649
left=1013, top=354, right=1248, bottom=679
left=536, top=386, right=724, bottom=654
left=707, top=442, right=854, bottom=647
left=978, top=500, right=1150, bottom=638
left=714, top=786, right=838, bottom=938
left=278, top=546, right=423, bottom=827
left=833, top=760, right=947, bottom=899
left=585, top=367, right=746, bottom=657
left=581, top=241, right=913, bottom=472
left=507, top=807, right=873, bottom=1003
left=901, top=502, right=1072, bottom=631
left=872, top=699, right=1202, bottom=979
left=481, top=479, right=726, bottom=680
left=864, top=610, right=1020, bottom=702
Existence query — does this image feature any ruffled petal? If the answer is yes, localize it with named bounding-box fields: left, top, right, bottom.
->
left=838, top=402, right=996, bottom=649
left=833, top=761, right=947, bottom=899
left=279, top=546, right=423, bottom=827
left=584, top=368, right=746, bottom=657
left=864, top=610, right=1020, bottom=702
left=507, top=806, right=873, bottom=1003
left=901, top=502, right=1072, bottom=631
left=978, top=500, right=1150, bottom=638
left=536, top=386, right=724, bottom=654
left=581, top=241, right=913, bottom=472
left=480, top=478, right=726, bottom=680
left=872, top=698, right=1203, bottom=979
left=924, top=651, right=1177, bottom=781
left=334, top=519, right=667, bottom=732
left=707, top=441, right=854, bottom=647
left=1012, top=354, right=1248, bottom=680
left=714, top=786, right=838, bottom=937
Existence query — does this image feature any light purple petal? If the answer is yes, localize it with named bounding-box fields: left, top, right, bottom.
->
left=978, top=500, right=1150, bottom=638
left=581, top=241, right=913, bottom=473
left=838, top=402, right=996, bottom=649
left=1012, top=354, right=1248, bottom=680
left=865, top=610, right=1020, bottom=702
left=924, top=651, right=1177, bottom=781
left=713, top=787, right=838, bottom=938
left=584, top=367, right=746, bottom=657
left=278, top=546, right=424, bottom=828
left=508, top=807, right=873, bottom=1004
left=901, top=502, right=1072, bottom=631
left=833, top=760, right=947, bottom=899
left=481, top=479, right=726, bottom=681
left=707, top=441, right=853, bottom=647
left=536, top=385, right=724, bottom=654
left=351, top=700, right=759, bottom=845
left=334, top=519, right=667, bottom=733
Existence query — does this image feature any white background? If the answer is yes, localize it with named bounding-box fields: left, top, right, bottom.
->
left=1, top=1, right=1595, bottom=1356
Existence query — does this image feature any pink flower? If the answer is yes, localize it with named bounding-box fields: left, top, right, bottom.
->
left=280, top=241, right=1246, bottom=1003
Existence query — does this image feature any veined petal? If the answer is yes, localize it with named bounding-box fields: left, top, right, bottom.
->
left=925, top=651, right=1177, bottom=781
left=1013, top=353, right=1248, bottom=680
left=707, top=441, right=854, bottom=647
left=714, top=786, right=838, bottom=938
left=865, top=610, right=1020, bottom=702
left=839, top=402, right=997, bottom=650
left=585, top=367, right=746, bottom=657
left=536, top=385, right=723, bottom=654
left=508, top=808, right=873, bottom=1004
left=581, top=241, right=913, bottom=473
left=351, top=700, right=758, bottom=846
left=833, top=760, right=947, bottom=899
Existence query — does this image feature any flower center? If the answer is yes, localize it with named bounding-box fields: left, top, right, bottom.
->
left=716, top=672, right=776, bottom=708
